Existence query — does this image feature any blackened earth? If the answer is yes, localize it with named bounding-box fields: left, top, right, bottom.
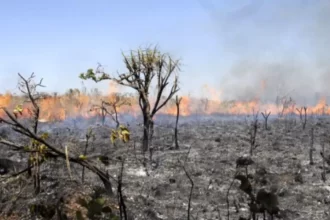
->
left=1, top=114, right=330, bottom=220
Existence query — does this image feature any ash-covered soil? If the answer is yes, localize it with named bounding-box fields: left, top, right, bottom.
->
left=1, top=115, right=330, bottom=220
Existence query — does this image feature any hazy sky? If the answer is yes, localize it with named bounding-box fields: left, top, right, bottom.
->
left=1, top=0, right=329, bottom=102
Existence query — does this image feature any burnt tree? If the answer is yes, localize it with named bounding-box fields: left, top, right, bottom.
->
left=261, top=110, right=271, bottom=130
left=17, top=72, right=44, bottom=194
left=277, top=95, right=295, bottom=118
left=296, top=106, right=308, bottom=130
left=249, top=112, right=259, bottom=156
left=80, top=46, right=180, bottom=152
left=309, top=127, right=315, bottom=165
left=90, top=93, right=130, bottom=127
left=320, top=134, right=328, bottom=182
left=174, top=95, right=182, bottom=149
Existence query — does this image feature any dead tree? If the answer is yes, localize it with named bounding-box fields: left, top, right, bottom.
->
left=320, top=134, right=327, bottom=182
left=64, top=88, right=84, bottom=128
left=178, top=146, right=194, bottom=220
left=174, top=95, right=182, bottom=149
left=90, top=102, right=108, bottom=126
left=117, top=158, right=128, bottom=220
left=261, top=110, right=271, bottom=130
left=181, top=162, right=193, bottom=220
left=91, top=93, right=130, bottom=127
left=65, top=88, right=84, bottom=116
left=105, top=94, right=131, bottom=128
left=309, top=127, right=315, bottom=165
left=278, top=96, right=296, bottom=132
left=0, top=73, right=114, bottom=195
left=15, top=72, right=44, bottom=194
left=80, top=46, right=180, bottom=153
left=296, top=106, right=308, bottom=130
left=201, top=97, right=209, bottom=113
left=81, top=128, right=95, bottom=183
left=277, top=96, right=295, bottom=118
left=249, top=112, right=259, bottom=156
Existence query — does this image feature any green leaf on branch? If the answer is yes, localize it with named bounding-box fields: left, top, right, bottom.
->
left=79, top=155, right=88, bottom=160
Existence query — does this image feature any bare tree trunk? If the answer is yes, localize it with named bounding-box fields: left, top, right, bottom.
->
left=303, top=107, right=307, bottom=130
left=249, top=113, right=259, bottom=156
left=309, top=127, right=314, bottom=165
left=142, top=96, right=152, bottom=153
left=174, top=96, right=182, bottom=149
left=261, top=111, right=271, bottom=130
left=101, top=108, right=106, bottom=126
left=97, top=171, right=113, bottom=195
left=296, top=106, right=308, bottom=130
left=81, top=132, right=91, bottom=183
left=34, top=153, right=41, bottom=195
left=321, top=137, right=327, bottom=182
left=118, top=159, right=128, bottom=220
left=142, top=115, right=150, bottom=152
left=203, top=98, right=209, bottom=113
left=113, top=105, right=120, bottom=128
left=149, top=120, right=154, bottom=161
left=142, top=113, right=154, bottom=155
left=174, top=119, right=179, bottom=149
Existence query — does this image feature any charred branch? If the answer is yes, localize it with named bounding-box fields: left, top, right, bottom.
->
left=0, top=74, right=115, bottom=196
left=296, top=106, right=308, bottom=130
left=261, top=111, right=271, bottom=130
left=277, top=96, right=295, bottom=118
left=16, top=73, right=45, bottom=194
left=90, top=94, right=130, bottom=127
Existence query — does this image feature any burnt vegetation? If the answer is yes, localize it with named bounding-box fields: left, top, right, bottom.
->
left=1, top=46, right=330, bottom=220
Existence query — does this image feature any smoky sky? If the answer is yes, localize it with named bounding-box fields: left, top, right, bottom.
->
left=201, top=0, right=330, bottom=104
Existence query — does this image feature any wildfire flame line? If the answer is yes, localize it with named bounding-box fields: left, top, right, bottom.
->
left=0, top=85, right=329, bottom=122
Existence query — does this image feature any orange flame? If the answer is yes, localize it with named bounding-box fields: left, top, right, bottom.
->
left=0, top=81, right=329, bottom=122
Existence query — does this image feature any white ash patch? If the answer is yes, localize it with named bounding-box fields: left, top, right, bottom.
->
left=126, top=167, right=148, bottom=177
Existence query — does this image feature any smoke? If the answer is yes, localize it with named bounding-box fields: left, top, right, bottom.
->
left=220, top=59, right=313, bottom=103
left=203, top=0, right=330, bottom=104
